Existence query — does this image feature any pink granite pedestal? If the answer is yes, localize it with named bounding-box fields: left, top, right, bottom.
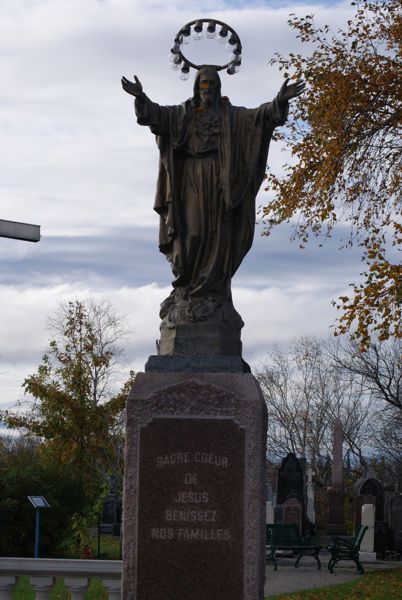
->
left=122, top=372, right=267, bottom=600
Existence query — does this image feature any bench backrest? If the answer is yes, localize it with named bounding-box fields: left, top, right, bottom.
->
left=353, top=525, right=368, bottom=550
left=266, top=524, right=302, bottom=545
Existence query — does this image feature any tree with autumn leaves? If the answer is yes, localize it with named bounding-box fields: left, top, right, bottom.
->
left=1, top=299, right=135, bottom=497
left=0, top=299, right=135, bottom=556
left=263, top=0, right=401, bottom=349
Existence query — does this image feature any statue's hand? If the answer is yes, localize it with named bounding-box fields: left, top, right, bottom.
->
left=121, top=75, right=144, bottom=97
left=278, top=78, right=305, bottom=106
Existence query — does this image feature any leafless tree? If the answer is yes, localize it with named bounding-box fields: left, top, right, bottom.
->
left=255, top=336, right=372, bottom=481
left=329, top=337, right=402, bottom=465
left=329, top=338, right=401, bottom=411
left=47, top=297, right=131, bottom=405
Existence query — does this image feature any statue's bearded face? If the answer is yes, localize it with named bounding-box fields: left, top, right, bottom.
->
left=199, top=72, right=220, bottom=106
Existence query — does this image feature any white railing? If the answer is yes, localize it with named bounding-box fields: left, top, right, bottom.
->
left=0, top=557, right=122, bottom=599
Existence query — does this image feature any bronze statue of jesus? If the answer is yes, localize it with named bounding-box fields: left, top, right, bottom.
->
left=122, top=66, right=304, bottom=355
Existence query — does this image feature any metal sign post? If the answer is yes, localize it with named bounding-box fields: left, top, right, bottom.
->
left=28, top=496, right=50, bottom=558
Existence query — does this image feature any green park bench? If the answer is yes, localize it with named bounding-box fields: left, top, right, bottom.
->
left=327, top=524, right=368, bottom=574
left=266, top=523, right=322, bottom=570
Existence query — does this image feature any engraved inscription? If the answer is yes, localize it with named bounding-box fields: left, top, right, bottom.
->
left=152, top=448, right=231, bottom=542
left=165, top=509, right=217, bottom=522
left=151, top=527, right=174, bottom=540
left=177, top=528, right=231, bottom=541
left=137, top=417, right=245, bottom=600
left=173, top=492, right=210, bottom=504
left=157, top=452, right=228, bottom=468
left=153, top=464, right=226, bottom=539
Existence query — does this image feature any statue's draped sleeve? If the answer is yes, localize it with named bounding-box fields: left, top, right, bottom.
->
left=134, top=94, right=188, bottom=255
left=221, top=95, right=288, bottom=274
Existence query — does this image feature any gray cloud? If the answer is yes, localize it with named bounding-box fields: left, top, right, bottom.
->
left=1, top=221, right=362, bottom=289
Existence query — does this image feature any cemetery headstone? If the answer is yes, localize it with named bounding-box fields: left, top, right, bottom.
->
left=275, top=453, right=306, bottom=533
left=274, top=505, right=284, bottom=525
left=331, top=417, right=343, bottom=488
left=374, top=521, right=393, bottom=559
left=101, top=494, right=122, bottom=536
left=389, top=494, right=402, bottom=555
left=277, top=453, right=304, bottom=505
left=359, top=503, right=376, bottom=562
left=326, top=418, right=346, bottom=535
left=384, top=483, right=397, bottom=524
left=355, top=477, right=384, bottom=532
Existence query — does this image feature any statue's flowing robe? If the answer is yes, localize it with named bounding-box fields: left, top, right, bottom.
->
left=135, top=94, right=288, bottom=300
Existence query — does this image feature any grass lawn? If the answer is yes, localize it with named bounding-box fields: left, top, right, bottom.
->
left=265, top=567, right=402, bottom=600
left=91, top=535, right=121, bottom=560
left=62, top=534, right=121, bottom=560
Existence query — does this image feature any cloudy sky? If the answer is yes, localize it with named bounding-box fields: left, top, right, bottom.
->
left=1, top=0, right=363, bottom=412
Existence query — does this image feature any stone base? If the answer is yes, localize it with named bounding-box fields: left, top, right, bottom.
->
left=158, top=293, right=244, bottom=356
left=359, top=551, right=377, bottom=562
left=159, top=322, right=242, bottom=355
left=326, top=489, right=346, bottom=535
left=122, top=372, right=267, bottom=600
left=145, top=354, right=250, bottom=373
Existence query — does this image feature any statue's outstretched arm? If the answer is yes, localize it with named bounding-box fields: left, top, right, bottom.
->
left=121, top=75, right=145, bottom=99
left=122, top=75, right=169, bottom=135
left=277, top=78, right=305, bottom=107
left=258, top=77, right=305, bottom=127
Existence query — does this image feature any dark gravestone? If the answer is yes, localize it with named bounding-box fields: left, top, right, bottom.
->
left=274, top=505, right=284, bottom=525
left=101, top=494, right=122, bottom=535
left=277, top=453, right=304, bottom=505
left=390, top=495, right=402, bottom=554
left=276, top=453, right=305, bottom=533
left=384, top=486, right=396, bottom=524
left=360, top=478, right=385, bottom=521
left=137, top=418, right=244, bottom=600
left=374, top=522, right=393, bottom=559
left=355, top=478, right=384, bottom=531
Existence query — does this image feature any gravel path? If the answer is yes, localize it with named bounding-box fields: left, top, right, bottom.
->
left=264, top=555, right=402, bottom=597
